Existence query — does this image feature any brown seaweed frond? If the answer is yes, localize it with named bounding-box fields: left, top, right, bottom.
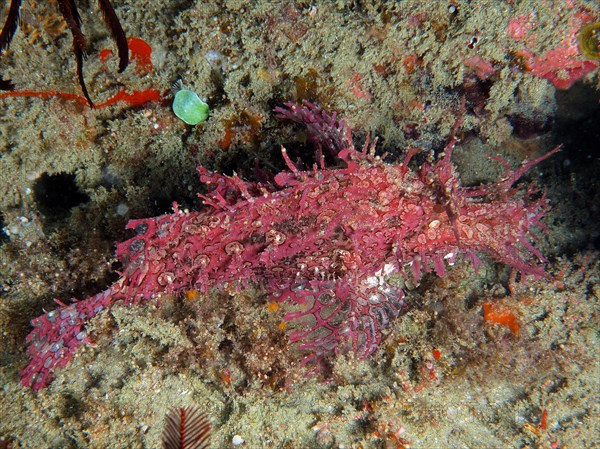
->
left=56, top=0, right=91, bottom=105
left=97, top=0, right=128, bottom=72
left=162, top=406, right=212, bottom=449
left=0, top=0, right=22, bottom=90
left=0, top=0, right=21, bottom=52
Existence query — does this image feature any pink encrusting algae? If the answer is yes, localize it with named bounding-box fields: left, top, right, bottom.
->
left=507, top=8, right=599, bottom=89
left=20, top=101, right=558, bottom=390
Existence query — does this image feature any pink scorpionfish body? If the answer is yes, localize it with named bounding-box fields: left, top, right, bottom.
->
left=20, top=102, right=557, bottom=390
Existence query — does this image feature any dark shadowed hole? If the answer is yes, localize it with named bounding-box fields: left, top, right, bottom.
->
left=0, top=212, right=8, bottom=244
left=33, top=172, right=89, bottom=221
left=61, top=392, right=84, bottom=420
left=507, top=114, right=553, bottom=139
left=549, top=82, right=600, bottom=252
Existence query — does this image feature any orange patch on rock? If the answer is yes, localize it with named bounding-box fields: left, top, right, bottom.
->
left=482, top=302, right=520, bottom=335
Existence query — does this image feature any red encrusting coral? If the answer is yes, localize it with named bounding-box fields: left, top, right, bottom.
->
left=101, top=37, right=153, bottom=75
left=0, top=88, right=161, bottom=108
left=20, top=101, right=558, bottom=390
left=0, top=37, right=159, bottom=108
left=0, top=0, right=128, bottom=105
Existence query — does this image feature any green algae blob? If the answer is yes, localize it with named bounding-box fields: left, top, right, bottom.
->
left=172, top=90, right=210, bottom=125
left=578, top=22, right=600, bottom=60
